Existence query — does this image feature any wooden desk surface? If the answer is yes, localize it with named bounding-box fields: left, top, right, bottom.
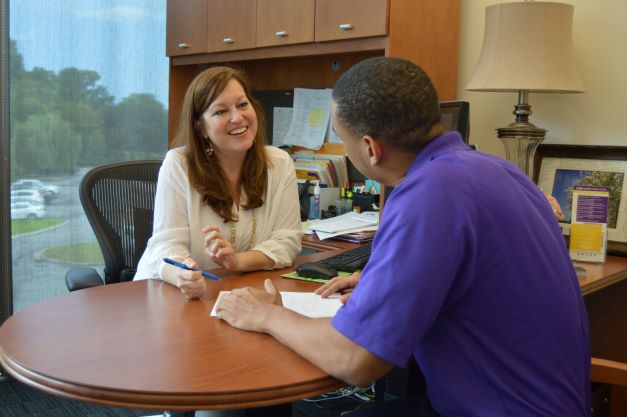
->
left=576, top=256, right=627, bottom=296
left=0, top=258, right=344, bottom=411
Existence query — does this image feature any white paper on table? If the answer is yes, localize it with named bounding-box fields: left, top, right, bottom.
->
left=282, top=88, right=333, bottom=150
left=211, top=291, right=343, bottom=318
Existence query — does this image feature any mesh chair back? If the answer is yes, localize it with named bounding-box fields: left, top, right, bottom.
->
left=80, top=160, right=162, bottom=284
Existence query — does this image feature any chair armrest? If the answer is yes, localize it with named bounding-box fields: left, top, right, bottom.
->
left=65, top=267, right=105, bottom=292
left=591, top=357, right=627, bottom=387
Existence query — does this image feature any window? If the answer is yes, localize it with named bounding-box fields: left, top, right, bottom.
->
left=5, top=0, right=168, bottom=313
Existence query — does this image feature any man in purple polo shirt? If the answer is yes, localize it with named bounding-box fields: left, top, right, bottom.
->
left=216, top=57, right=590, bottom=417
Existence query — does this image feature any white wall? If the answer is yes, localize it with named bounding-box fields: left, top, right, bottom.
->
left=458, top=0, right=627, bottom=157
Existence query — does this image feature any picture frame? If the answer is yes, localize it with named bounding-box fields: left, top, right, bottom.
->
left=533, top=144, right=627, bottom=256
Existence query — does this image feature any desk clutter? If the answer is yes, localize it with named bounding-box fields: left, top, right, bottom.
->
left=304, top=211, right=378, bottom=241
left=293, top=150, right=348, bottom=188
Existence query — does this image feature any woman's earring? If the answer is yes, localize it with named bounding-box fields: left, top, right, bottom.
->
left=205, top=139, right=214, bottom=156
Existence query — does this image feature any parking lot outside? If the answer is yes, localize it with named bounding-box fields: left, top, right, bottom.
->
left=11, top=168, right=103, bottom=312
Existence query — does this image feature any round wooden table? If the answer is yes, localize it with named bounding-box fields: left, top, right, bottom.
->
left=0, top=270, right=343, bottom=410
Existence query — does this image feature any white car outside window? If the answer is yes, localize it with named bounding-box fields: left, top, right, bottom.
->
left=11, top=179, right=58, bottom=201
left=10, top=202, right=46, bottom=220
left=10, top=189, right=45, bottom=205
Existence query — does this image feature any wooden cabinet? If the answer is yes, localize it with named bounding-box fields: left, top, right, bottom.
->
left=166, top=0, right=207, bottom=56
left=168, top=0, right=461, bottom=144
left=315, top=0, right=388, bottom=42
left=256, top=0, right=315, bottom=47
left=206, top=0, right=257, bottom=52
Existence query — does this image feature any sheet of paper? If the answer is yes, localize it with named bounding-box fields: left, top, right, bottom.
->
left=210, top=291, right=343, bottom=318
left=283, top=88, right=333, bottom=150
left=272, top=107, right=292, bottom=146
left=326, top=119, right=343, bottom=144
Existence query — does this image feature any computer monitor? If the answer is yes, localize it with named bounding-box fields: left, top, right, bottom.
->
left=439, top=100, right=470, bottom=143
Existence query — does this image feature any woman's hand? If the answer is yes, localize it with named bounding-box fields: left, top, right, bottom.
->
left=203, top=225, right=241, bottom=271
left=315, top=271, right=361, bottom=304
left=173, top=257, right=207, bottom=299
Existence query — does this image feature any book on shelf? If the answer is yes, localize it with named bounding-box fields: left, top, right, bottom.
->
left=293, top=151, right=348, bottom=188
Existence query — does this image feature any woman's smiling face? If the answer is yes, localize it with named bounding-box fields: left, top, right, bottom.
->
left=199, top=78, right=258, bottom=157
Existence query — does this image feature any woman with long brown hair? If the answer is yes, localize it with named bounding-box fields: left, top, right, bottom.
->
left=135, top=66, right=302, bottom=299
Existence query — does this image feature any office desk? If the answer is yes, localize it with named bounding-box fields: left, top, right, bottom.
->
left=579, top=256, right=627, bottom=363
left=0, top=256, right=344, bottom=411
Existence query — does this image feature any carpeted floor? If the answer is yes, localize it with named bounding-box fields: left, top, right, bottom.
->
left=0, top=374, right=149, bottom=417
left=0, top=374, right=368, bottom=417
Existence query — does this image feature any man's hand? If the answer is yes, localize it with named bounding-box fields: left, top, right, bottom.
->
left=203, top=225, right=242, bottom=271
left=315, top=271, right=360, bottom=304
left=216, top=279, right=283, bottom=332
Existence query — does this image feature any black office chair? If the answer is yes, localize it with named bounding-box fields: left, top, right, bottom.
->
left=65, top=160, right=162, bottom=292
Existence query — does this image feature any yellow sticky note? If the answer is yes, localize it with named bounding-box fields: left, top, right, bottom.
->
left=307, top=108, right=325, bottom=126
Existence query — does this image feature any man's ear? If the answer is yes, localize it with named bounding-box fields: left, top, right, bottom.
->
left=362, top=135, right=383, bottom=166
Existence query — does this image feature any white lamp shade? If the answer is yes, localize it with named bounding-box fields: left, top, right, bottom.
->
left=466, top=2, right=585, bottom=93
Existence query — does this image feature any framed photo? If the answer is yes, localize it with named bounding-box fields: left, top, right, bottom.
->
left=533, top=145, right=627, bottom=255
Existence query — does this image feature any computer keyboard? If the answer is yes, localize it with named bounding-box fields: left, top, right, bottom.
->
left=318, top=242, right=372, bottom=273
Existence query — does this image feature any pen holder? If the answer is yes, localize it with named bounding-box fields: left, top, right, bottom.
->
left=333, top=198, right=353, bottom=215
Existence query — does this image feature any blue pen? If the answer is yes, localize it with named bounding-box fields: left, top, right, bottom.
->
left=163, top=258, right=222, bottom=281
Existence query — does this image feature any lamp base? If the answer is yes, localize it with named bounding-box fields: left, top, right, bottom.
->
left=497, top=92, right=546, bottom=178
left=497, top=123, right=546, bottom=178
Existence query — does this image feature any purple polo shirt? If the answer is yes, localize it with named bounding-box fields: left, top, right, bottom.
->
left=332, top=132, right=590, bottom=416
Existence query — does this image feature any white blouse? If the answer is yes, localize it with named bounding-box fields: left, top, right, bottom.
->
left=135, top=146, right=303, bottom=279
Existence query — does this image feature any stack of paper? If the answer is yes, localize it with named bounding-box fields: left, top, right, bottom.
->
left=305, top=211, right=379, bottom=240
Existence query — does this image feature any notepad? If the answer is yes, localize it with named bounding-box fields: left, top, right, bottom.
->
left=210, top=291, right=343, bottom=318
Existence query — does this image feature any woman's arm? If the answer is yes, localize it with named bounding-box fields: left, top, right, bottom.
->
left=136, top=149, right=194, bottom=279
left=252, top=150, right=303, bottom=268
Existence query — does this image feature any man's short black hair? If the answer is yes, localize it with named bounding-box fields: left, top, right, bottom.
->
left=332, top=57, right=442, bottom=152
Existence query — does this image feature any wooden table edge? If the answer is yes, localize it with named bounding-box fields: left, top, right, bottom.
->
left=0, top=344, right=344, bottom=410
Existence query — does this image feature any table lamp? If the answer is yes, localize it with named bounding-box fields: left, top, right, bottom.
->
left=466, top=1, right=584, bottom=178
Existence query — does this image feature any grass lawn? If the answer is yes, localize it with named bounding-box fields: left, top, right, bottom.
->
left=11, top=219, right=64, bottom=236
left=42, top=241, right=104, bottom=265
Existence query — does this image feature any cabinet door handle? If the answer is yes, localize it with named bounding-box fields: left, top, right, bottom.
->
left=339, top=23, right=354, bottom=31
left=223, top=38, right=234, bottom=44
left=178, top=42, right=189, bottom=49
left=275, top=31, right=288, bottom=38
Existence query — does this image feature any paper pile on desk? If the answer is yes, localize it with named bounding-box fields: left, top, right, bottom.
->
left=304, top=211, right=379, bottom=240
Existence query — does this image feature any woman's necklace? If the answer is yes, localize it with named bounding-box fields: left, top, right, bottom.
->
left=230, top=211, right=256, bottom=251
